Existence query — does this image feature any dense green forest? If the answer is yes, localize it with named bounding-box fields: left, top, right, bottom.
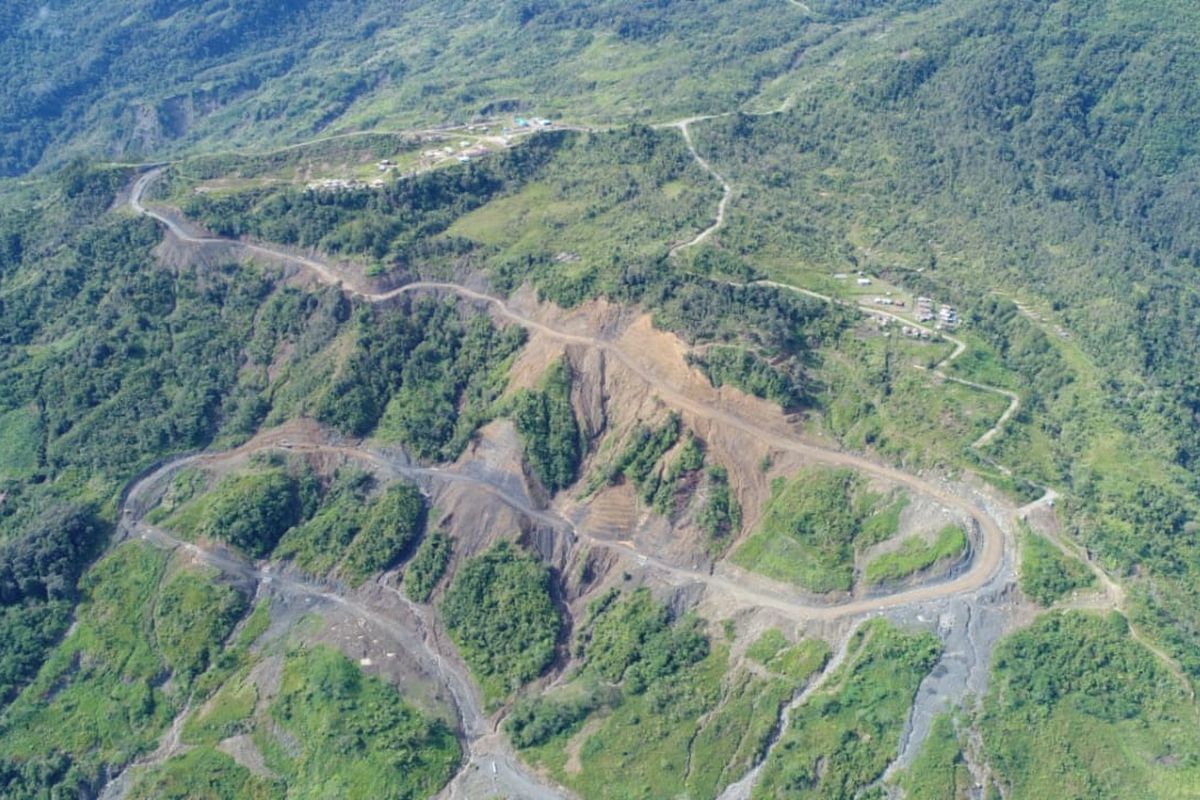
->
left=3, top=0, right=1200, bottom=797
left=0, top=0, right=863, bottom=176
left=441, top=541, right=562, bottom=701
left=982, top=612, right=1200, bottom=797
left=512, top=359, right=582, bottom=493
left=676, top=0, right=1200, bottom=677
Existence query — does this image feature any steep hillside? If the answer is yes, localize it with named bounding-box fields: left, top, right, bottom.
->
left=2, top=1, right=1200, bottom=799
left=685, top=0, right=1200, bottom=675
left=1, top=0, right=830, bottom=175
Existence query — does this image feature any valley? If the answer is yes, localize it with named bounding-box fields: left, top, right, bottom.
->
left=102, top=159, right=1117, bottom=797
left=2, top=1, right=1199, bottom=798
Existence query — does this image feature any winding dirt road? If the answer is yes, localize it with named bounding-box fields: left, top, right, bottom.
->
left=650, top=118, right=1022, bottom=457
left=667, top=118, right=734, bottom=256
left=123, top=163, right=1197, bottom=799
left=646, top=90, right=1022, bottom=456
left=112, top=436, right=568, bottom=800
left=129, top=171, right=1012, bottom=620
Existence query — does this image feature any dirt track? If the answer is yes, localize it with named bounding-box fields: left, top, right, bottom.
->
left=122, top=164, right=1200, bottom=799
left=110, top=431, right=570, bottom=800
left=130, top=171, right=1020, bottom=621
left=668, top=118, right=733, bottom=255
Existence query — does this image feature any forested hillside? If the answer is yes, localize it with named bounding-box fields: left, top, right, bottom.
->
left=690, top=0, right=1200, bottom=673
left=2, top=0, right=1199, bottom=798
left=0, top=0, right=832, bottom=176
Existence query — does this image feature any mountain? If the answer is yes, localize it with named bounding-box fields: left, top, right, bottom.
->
left=0, top=0, right=818, bottom=175
left=1, top=1, right=1198, bottom=798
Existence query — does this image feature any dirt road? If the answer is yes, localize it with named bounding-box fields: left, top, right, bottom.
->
left=649, top=109, right=1022, bottom=456
left=668, top=118, right=733, bottom=255
left=110, top=435, right=568, bottom=800
left=129, top=170, right=1014, bottom=618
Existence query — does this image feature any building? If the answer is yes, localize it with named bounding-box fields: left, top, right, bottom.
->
left=938, top=304, right=958, bottom=327
left=857, top=277, right=872, bottom=286
left=916, top=296, right=935, bottom=322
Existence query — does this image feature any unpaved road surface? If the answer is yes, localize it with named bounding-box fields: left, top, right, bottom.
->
left=668, top=118, right=733, bottom=255
left=124, top=166, right=1147, bottom=800
left=108, top=431, right=568, bottom=800
left=130, top=169, right=1014, bottom=619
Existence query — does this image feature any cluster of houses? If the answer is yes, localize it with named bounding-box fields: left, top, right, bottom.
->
left=304, top=177, right=386, bottom=193
left=420, top=142, right=492, bottom=164
left=510, top=116, right=554, bottom=129
left=916, top=296, right=959, bottom=328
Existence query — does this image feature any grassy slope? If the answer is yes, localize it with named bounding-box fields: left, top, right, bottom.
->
left=893, top=713, right=971, bottom=800
left=983, top=612, right=1200, bottom=799
left=753, top=619, right=941, bottom=800
left=520, top=623, right=829, bottom=800
left=0, top=543, right=251, bottom=796
left=732, top=468, right=907, bottom=593
left=864, top=525, right=967, bottom=586
left=135, top=644, right=459, bottom=800
left=1, top=0, right=822, bottom=175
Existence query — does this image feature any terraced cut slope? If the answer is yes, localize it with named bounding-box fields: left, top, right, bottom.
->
left=127, top=169, right=1012, bottom=619
left=5, top=3, right=1200, bottom=797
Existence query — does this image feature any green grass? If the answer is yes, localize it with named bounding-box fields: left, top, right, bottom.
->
left=0, top=544, right=178, bottom=789
left=153, top=568, right=249, bottom=685
left=1019, top=526, right=1096, bottom=606
left=814, top=333, right=1011, bottom=472
left=144, top=468, right=211, bottom=524
left=0, top=405, right=41, bottom=479
left=527, top=646, right=818, bottom=800
left=685, top=669, right=798, bottom=799
left=192, top=598, right=272, bottom=700
left=127, top=746, right=284, bottom=800
left=893, top=714, right=971, bottom=800
left=565, top=646, right=728, bottom=799
left=172, top=644, right=459, bottom=799
left=183, top=666, right=260, bottom=746
left=982, top=612, right=1200, bottom=799
left=439, top=128, right=723, bottom=299
left=0, top=540, right=267, bottom=798
left=258, top=645, right=459, bottom=800
left=864, top=525, right=968, bottom=585
left=747, top=629, right=832, bottom=682
left=732, top=468, right=903, bottom=593
left=858, top=494, right=910, bottom=547
left=517, top=605, right=828, bottom=800
left=746, top=628, right=791, bottom=663
left=753, top=619, right=942, bottom=799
